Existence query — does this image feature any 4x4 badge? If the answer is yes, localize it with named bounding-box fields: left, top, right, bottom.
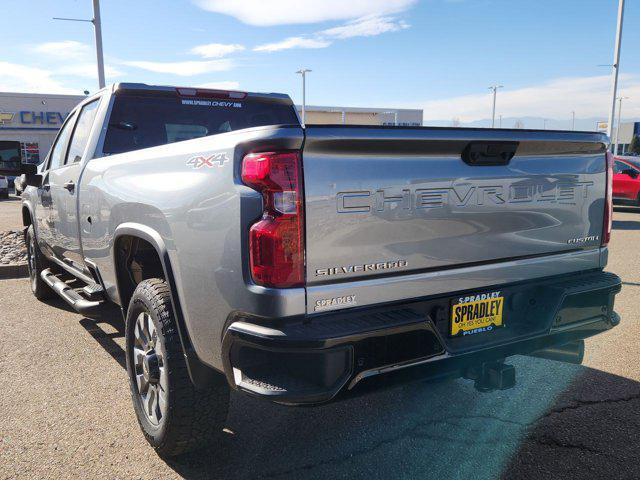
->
left=186, top=153, right=229, bottom=169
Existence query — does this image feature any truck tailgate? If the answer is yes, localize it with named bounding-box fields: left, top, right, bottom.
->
left=302, top=126, right=608, bottom=285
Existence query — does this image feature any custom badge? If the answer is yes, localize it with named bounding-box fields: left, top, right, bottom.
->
left=186, top=153, right=229, bottom=169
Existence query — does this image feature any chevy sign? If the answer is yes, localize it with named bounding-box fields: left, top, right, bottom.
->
left=0, top=110, right=68, bottom=127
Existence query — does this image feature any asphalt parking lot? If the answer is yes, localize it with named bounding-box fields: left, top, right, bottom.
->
left=1, top=202, right=640, bottom=479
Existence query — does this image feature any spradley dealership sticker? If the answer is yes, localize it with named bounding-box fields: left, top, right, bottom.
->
left=187, top=153, right=229, bottom=169
left=181, top=99, right=242, bottom=108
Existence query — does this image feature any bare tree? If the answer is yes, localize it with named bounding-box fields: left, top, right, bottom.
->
left=513, top=120, right=525, bottom=129
left=451, top=117, right=461, bottom=127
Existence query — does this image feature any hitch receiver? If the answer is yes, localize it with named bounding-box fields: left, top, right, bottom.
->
left=463, top=361, right=516, bottom=392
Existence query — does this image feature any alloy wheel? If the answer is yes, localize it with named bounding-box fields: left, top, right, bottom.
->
left=133, top=312, right=167, bottom=426
left=27, top=231, right=36, bottom=286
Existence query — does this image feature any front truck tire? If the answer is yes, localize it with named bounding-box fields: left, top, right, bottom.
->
left=125, top=278, right=229, bottom=457
left=25, top=225, right=54, bottom=300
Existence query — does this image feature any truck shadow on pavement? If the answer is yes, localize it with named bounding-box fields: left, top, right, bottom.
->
left=614, top=206, right=640, bottom=214
left=42, top=298, right=639, bottom=479
left=78, top=315, right=126, bottom=369
left=163, top=359, right=640, bottom=480
left=612, top=219, right=640, bottom=230
left=43, top=296, right=127, bottom=369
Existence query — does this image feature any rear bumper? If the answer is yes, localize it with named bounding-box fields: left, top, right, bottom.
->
left=222, top=270, right=621, bottom=405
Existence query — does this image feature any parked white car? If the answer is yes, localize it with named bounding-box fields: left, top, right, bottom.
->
left=0, top=175, right=9, bottom=199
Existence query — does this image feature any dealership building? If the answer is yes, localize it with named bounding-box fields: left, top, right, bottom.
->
left=298, top=105, right=423, bottom=126
left=1, top=91, right=423, bottom=165
left=0, top=92, right=86, bottom=164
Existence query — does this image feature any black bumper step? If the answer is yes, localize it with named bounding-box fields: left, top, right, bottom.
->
left=222, top=270, right=622, bottom=405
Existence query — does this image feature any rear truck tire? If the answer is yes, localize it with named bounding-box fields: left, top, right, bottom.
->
left=125, top=278, right=229, bottom=458
left=25, top=225, right=54, bottom=300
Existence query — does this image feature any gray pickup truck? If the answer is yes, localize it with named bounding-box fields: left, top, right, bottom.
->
left=1, top=83, right=621, bottom=457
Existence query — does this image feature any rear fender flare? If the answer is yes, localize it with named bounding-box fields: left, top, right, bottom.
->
left=21, top=200, right=35, bottom=228
left=112, top=222, right=219, bottom=388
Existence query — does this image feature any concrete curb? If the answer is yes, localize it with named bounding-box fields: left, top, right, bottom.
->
left=0, top=263, right=28, bottom=279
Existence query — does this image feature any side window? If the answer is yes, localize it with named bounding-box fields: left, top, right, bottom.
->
left=47, top=112, right=77, bottom=171
left=65, top=100, right=100, bottom=164
left=616, top=162, right=638, bottom=174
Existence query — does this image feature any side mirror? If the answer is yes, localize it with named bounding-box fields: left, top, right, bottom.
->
left=24, top=173, right=42, bottom=188
left=0, top=161, right=37, bottom=177
left=621, top=168, right=638, bottom=179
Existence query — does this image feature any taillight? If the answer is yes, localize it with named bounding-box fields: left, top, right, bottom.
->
left=602, top=151, right=614, bottom=246
left=176, top=87, right=247, bottom=99
left=242, top=151, right=305, bottom=287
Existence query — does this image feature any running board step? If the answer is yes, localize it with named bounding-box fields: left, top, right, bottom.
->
left=40, top=268, right=104, bottom=317
left=82, top=282, right=104, bottom=301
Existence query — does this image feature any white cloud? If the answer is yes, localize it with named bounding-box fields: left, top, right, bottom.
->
left=122, top=59, right=234, bottom=76
left=28, top=40, right=125, bottom=85
left=0, top=61, right=80, bottom=94
left=253, top=14, right=408, bottom=52
left=254, top=37, right=332, bottom=52
left=190, top=43, right=245, bottom=58
left=31, top=40, right=91, bottom=60
left=194, top=0, right=416, bottom=26
left=57, top=63, right=124, bottom=79
left=416, top=75, right=640, bottom=122
left=253, top=14, right=409, bottom=53
left=320, top=16, right=409, bottom=39
left=197, top=81, right=241, bottom=90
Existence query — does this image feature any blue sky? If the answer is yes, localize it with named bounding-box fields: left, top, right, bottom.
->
left=1, top=0, right=639, bottom=126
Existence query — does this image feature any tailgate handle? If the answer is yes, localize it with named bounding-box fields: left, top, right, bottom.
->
left=462, top=141, right=519, bottom=166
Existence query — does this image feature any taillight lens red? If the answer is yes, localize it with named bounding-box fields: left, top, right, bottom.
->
left=242, top=151, right=304, bottom=287
left=175, top=87, right=247, bottom=99
left=602, top=151, right=614, bottom=246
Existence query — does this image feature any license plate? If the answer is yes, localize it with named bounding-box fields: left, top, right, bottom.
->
left=450, top=291, right=504, bottom=337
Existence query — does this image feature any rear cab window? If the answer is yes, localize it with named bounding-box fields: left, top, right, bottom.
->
left=102, top=91, right=299, bottom=155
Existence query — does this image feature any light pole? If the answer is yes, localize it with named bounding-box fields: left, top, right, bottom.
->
left=53, top=0, right=106, bottom=89
left=92, top=0, right=105, bottom=89
left=607, top=0, right=626, bottom=139
left=614, top=96, right=629, bottom=155
left=488, top=85, right=503, bottom=128
left=296, top=69, right=311, bottom=126
left=499, top=115, right=502, bottom=128
left=571, top=111, right=576, bottom=130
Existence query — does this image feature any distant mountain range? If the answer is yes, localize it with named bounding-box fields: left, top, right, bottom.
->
left=423, top=116, right=640, bottom=132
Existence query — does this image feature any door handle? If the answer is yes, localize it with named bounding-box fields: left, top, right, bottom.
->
left=63, top=181, right=75, bottom=192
